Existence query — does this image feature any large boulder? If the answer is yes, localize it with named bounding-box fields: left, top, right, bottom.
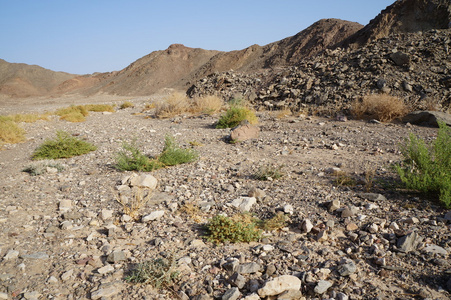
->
left=402, top=111, right=451, bottom=127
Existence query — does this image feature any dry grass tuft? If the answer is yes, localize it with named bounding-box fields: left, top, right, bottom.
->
left=0, top=118, right=26, bottom=144
left=351, top=94, right=409, bottom=122
left=84, top=104, right=115, bottom=112
left=191, top=95, right=223, bottom=115
left=115, top=188, right=153, bottom=220
left=154, top=92, right=190, bottom=118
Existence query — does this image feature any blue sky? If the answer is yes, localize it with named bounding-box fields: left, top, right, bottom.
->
left=0, top=0, right=394, bottom=75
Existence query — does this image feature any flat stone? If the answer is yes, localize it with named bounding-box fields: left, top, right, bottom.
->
left=301, top=219, right=313, bottom=233
left=222, top=287, right=241, bottom=300
left=423, top=244, right=448, bottom=256
left=229, top=272, right=246, bottom=289
left=106, top=250, right=126, bottom=263
left=0, top=292, right=8, bottom=299
left=59, top=199, right=72, bottom=212
left=359, top=193, right=386, bottom=201
left=258, top=275, right=302, bottom=298
left=98, top=264, right=115, bottom=274
left=242, top=294, right=260, bottom=300
left=402, top=111, right=451, bottom=127
left=346, top=223, right=359, bottom=231
left=238, top=262, right=261, bottom=274
left=142, top=210, right=165, bottom=222
left=248, top=187, right=266, bottom=200
left=23, top=291, right=41, bottom=300
left=444, top=211, right=451, bottom=221
left=277, top=289, right=303, bottom=300
left=230, top=197, right=256, bottom=212
left=397, top=231, right=423, bottom=253
left=390, top=51, right=410, bottom=66
left=61, top=269, right=73, bottom=281
left=91, top=284, right=120, bottom=300
left=230, top=124, right=259, bottom=142
left=341, top=206, right=358, bottom=218
left=3, top=250, right=19, bottom=260
left=314, top=280, right=332, bottom=294
left=129, top=174, right=158, bottom=189
left=100, top=209, right=113, bottom=220
left=21, top=252, right=49, bottom=260
left=337, top=260, right=357, bottom=276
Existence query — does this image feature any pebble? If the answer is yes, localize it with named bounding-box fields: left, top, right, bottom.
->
left=222, top=287, right=241, bottom=300
left=129, top=174, right=158, bottom=189
left=0, top=292, right=7, bottom=300
left=142, top=210, right=165, bottom=222
left=61, top=269, right=73, bottom=281
left=423, top=244, right=448, bottom=256
left=98, top=264, right=115, bottom=274
left=397, top=231, right=423, bottom=253
left=3, top=250, right=19, bottom=260
left=91, top=283, right=121, bottom=300
left=337, top=259, right=357, bottom=276
left=229, top=272, right=246, bottom=289
left=341, top=206, right=358, bottom=218
left=301, top=219, right=313, bottom=233
left=107, top=250, right=126, bottom=263
left=258, top=275, right=302, bottom=298
left=231, top=197, right=257, bottom=212
left=238, top=262, right=261, bottom=274
left=314, top=280, right=332, bottom=294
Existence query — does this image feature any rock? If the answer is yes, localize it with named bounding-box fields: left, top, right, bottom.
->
left=0, top=292, right=8, bottom=299
left=258, top=275, right=302, bottom=298
left=242, top=294, right=260, bottom=300
left=346, top=223, right=359, bottom=231
left=317, top=230, right=328, bottom=242
left=229, top=272, right=246, bottom=289
left=358, top=193, right=386, bottom=201
left=91, top=283, right=121, bottom=300
left=238, top=262, right=262, bottom=274
left=231, top=197, right=257, bottom=212
left=61, top=269, right=73, bottom=281
left=3, top=250, right=19, bottom=260
left=129, top=174, right=158, bottom=189
left=390, top=51, right=410, bottom=66
left=23, top=291, right=41, bottom=300
left=423, top=244, right=448, bottom=256
left=21, top=252, right=49, bottom=260
left=106, top=250, right=126, bottom=263
left=444, top=211, right=451, bottom=221
left=341, top=206, right=358, bottom=218
left=328, top=200, right=341, bottom=212
left=98, top=264, right=115, bottom=274
left=314, top=280, right=332, bottom=294
left=277, top=289, right=303, bottom=300
left=301, top=219, right=313, bottom=233
left=142, top=210, right=165, bottom=222
left=100, top=209, right=113, bottom=220
left=230, top=124, right=259, bottom=142
left=59, top=199, right=72, bottom=212
left=222, top=287, right=241, bottom=300
left=337, top=260, right=357, bottom=276
left=283, top=204, right=294, bottom=215
left=397, top=231, right=423, bottom=253
left=248, top=187, right=266, bottom=200
left=402, top=111, right=451, bottom=127
left=47, top=276, right=58, bottom=284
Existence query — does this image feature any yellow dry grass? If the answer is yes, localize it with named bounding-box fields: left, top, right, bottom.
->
left=191, top=95, right=224, bottom=115
left=351, top=94, right=409, bottom=122
left=154, top=92, right=190, bottom=118
left=0, top=119, right=26, bottom=144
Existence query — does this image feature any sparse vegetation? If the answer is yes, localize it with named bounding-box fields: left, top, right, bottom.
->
left=363, top=163, right=376, bottom=192
left=393, top=121, right=451, bottom=208
left=154, top=92, right=190, bottom=118
left=216, top=106, right=258, bottom=129
left=84, top=104, right=115, bottom=112
left=55, top=105, right=89, bottom=122
left=32, top=131, right=97, bottom=160
left=22, top=161, right=64, bottom=176
left=0, top=118, right=26, bottom=144
left=7, top=113, right=50, bottom=123
left=332, top=171, right=357, bottom=187
left=254, top=164, right=284, bottom=181
left=126, top=255, right=179, bottom=289
left=191, top=95, right=223, bottom=115
left=119, top=101, right=135, bottom=109
left=205, top=214, right=262, bottom=244
left=115, top=135, right=198, bottom=171
left=257, top=212, right=289, bottom=231
left=351, top=94, right=409, bottom=122
left=115, top=188, right=153, bottom=220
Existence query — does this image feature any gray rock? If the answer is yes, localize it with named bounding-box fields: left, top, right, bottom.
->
left=231, top=197, right=256, bottom=212
left=314, top=280, right=332, bottom=294
left=337, top=260, right=357, bottom=276
left=359, top=193, right=387, bottom=201
left=258, top=275, right=302, bottom=298
left=341, top=206, right=358, bottom=218
left=390, top=51, right=410, bottom=66
left=3, top=250, right=19, bottom=260
left=61, top=269, right=73, bottom=281
left=238, top=262, right=262, bottom=274
left=91, top=283, right=120, bottom=300
left=402, top=111, right=451, bottom=127
left=444, top=211, right=451, bottom=221
left=229, top=272, right=246, bottom=289
left=423, top=244, right=448, bottom=256
left=248, top=187, right=266, bottom=200
left=0, top=292, right=8, bottom=300
left=21, top=252, right=49, bottom=260
left=23, top=291, right=41, bottom=300
left=301, top=219, right=313, bottom=233
left=223, top=259, right=239, bottom=272
left=222, top=287, right=241, bottom=300
left=397, top=231, right=423, bottom=253
left=129, top=174, right=158, bottom=189
left=107, top=250, right=126, bottom=263
left=142, top=210, right=165, bottom=222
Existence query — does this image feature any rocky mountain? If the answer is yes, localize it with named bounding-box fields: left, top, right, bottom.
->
left=0, top=59, right=76, bottom=98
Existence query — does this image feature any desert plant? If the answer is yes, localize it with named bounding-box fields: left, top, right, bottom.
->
left=126, top=255, right=179, bottom=289
left=257, top=212, right=288, bottom=231
left=254, top=164, right=284, bottom=181
left=154, top=92, right=190, bottom=118
left=393, top=121, right=451, bottom=207
left=216, top=106, right=258, bottom=129
left=119, top=101, right=135, bottom=109
left=55, top=105, right=89, bottom=122
left=191, top=95, right=223, bottom=115
left=332, top=171, right=357, bottom=187
left=363, top=163, right=376, bottom=192
left=158, top=135, right=198, bottom=166
left=115, top=140, right=164, bottom=172
left=32, top=131, right=97, bottom=160
left=0, top=118, right=26, bottom=144
left=115, top=188, right=153, bottom=220
left=351, top=94, right=408, bottom=122
left=205, top=214, right=261, bottom=244
left=22, top=161, right=64, bottom=176
left=84, top=104, right=115, bottom=112
left=9, top=113, right=50, bottom=123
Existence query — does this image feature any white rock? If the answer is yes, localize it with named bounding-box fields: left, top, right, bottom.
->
left=0, top=292, right=8, bottom=299
left=283, top=204, right=294, bottom=215
left=101, top=209, right=114, bottom=220
left=3, top=250, right=19, bottom=260
left=242, top=293, right=260, bottom=300
left=47, top=276, right=58, bottom=284
left=129, top=174, right=158, bottom=189
left=98, top=264, right=115, bottom=274
left=59, top=199, right=72, bottom=212
left=258, top=275, right=302, bottom=297
left=301, top=219, right=313, bottom=233
left=231, top=197, right=257, bottom=212
left=142, top=210, right=165, bottom=222
left=61, top=269, right=74, bottom=281
left=262, top=245, right=275, bottom=251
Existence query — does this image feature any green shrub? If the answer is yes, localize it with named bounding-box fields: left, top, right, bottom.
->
left=126, top=255, right=179, bottom=288
left=394, top=122, right=451, bottom=207
left=216, top=106, right=258, bottom=129
left=158, top=135, right=198, bottom=166
left=115, top=135, right=198, bottom=171
left=32, top=131, right=97, bottom=160
left=205, top=214, right=261, bottom=244
left=115, top=140, right=164, bottom=172
left=254, top=164, right=284, bottom=181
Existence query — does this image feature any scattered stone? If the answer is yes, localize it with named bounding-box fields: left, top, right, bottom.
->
left=106, top=250, right=126, bottom=263
left=277, top=289, right=303, bottom=300
left=129, top=174, right=158, bottom=189
left=61, top=269, right=73, bottom=281
left=397, top=231, right=423, bottom=253
left=337, top=259, right=357, bottom=276
left=423, top=244, right=448, bottom=256
left=100, top=209, right=113, bottom=220
left=91, top=282, right=121, bottom=300
left=444, top=211, right=451, bottom=221
left=390, top=51, right=410, bottom=66
left=346, top=223, right=359, bottom=231
left=258, top=275, right=302, bottom=298
left=98, top=264, right=115, bottom=274
left=283, top=204, right=294, bottom=215
left=359, top=193, right=386, bottom=202
left=238, top=262, right=261, bottom=274
left=3, top=250, right=19, bottom=260
left=21, top=252, right=49, bottom=260
left=402, top=111, right=451, bottom=127
left=0, top=292, right=8, bottom=300
left=230, top=124, right=260, bottom=142
left=248, top=187, right=266, bottom=200
left=301, top=219, right=313, bottom=233
left=142, top=210, right=165, bottom=222
left=47, top=276, right=58, bottom=284
left=317, top=230, right=328, bottom=242
left=59, top=199, right=72, bottom=212
left=229, top=272, right=246, bottom=289
left=341, top=206, right=358, bottom=218
left=328, top=200, right=341, bottom=212
left=314, top=280, right=333, bottom=294
left=222, top=287, right=241, bottom=300
left=23, top=291, right=41, bottom=300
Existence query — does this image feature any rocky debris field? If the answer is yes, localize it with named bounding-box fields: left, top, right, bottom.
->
left=188, top=29, right=451, bottom=115
left=0, top=99, right=450, bottom=300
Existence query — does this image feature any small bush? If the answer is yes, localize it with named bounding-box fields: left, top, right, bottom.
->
left=351, top=94, right=408, bottom=122
left=9, top=113, right=50, bottom=123
left=254, top=164, right=284, bottom=181
left=332, top=171, right=357, bottom=187
left=216, top=106, right=258, bottom=129
left=205, top=214, right=261, bottom=244
left=115, top=188, right=153, bottom=220
left=393, top=121, right=451, bottom=207
left=56, top=105, right=89, bottom=122
left=23, top=161, right=64, bottom=176
left=115, top=140, right=164, bottom=172
left=126, top=255, right=179, bottom=288
left=258, top=212, right=288, bottom=231
left=154, top=92, right=190, bottom=118
left=115, top=136, right=198, bottom=171
left=191, top=95, right=223, bottom=115
left=158, top=135, right=198, bottom=166
left=0, top=118, right=26, bottom=144
left=32, top=131, right=97, bottom=160
left=119, top=101, right=135, bottom=109
left=84, top=104, right=115, bottom=112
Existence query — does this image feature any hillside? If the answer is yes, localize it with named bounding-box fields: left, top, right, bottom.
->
left=0, top=59, right=76, bottom=97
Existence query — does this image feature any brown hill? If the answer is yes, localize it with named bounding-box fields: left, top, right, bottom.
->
left=339, top=0, right=451, bottom=48
left=0, top=59, right=76, bottom=97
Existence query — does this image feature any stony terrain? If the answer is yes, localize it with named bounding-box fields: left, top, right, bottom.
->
left=0, top=97, right=450, bottom=300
